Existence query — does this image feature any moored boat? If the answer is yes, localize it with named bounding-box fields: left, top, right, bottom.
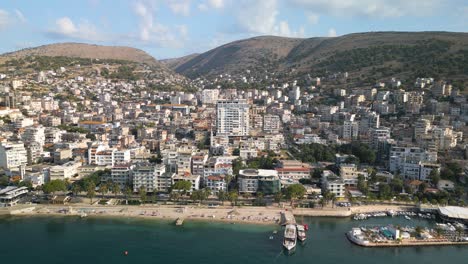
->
left=283, top=224, right=297, bottom=251
left=297, top=224, right=307, bottom=242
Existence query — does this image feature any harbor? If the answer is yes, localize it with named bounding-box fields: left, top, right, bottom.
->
left=346, top=223, right=468, bottom=247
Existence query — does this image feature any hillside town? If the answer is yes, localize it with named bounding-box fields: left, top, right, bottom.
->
left=0, top=59, right=466, bottom=211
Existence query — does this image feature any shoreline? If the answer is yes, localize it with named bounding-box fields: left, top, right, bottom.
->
left=2, top=204, right=292, bottom=226
left=1, top=203, right=421, bottom=226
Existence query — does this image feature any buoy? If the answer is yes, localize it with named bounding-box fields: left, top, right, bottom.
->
left=124, top=251, right=128, bottom=256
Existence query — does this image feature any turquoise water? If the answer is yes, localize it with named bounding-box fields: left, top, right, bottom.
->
left=0, top=215, right=467, bottom=264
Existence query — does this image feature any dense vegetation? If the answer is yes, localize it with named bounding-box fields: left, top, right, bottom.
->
left=291, top=142, right=376, bottom=165
left=2, top=56, right=133, bottom=71
left=317, top=39, right=468, bottom=84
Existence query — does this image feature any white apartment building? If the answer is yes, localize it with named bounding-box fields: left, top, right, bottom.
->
left=111, top=164, right=133, bottom=188
left=389, top=146, right=439, bottom=180
left=201, top=89, right=219, bottom=105
left=21, top=125, right=45, bottom=146
left=342, top=120, right=359, bottom=140
left=263, top=114, right=281, bottom=134
left=49, top=160, right=81, bottom=181
left=339, top=164, right=368, bottom=186
left=172, top=174, right=200, bottom=193
left=216, top=99, right=250, bottom=136
left=0, top=142, right=27, bottom=170
left=132, top=163, right=166, bottom=193
left=238, top=169, right=280, bottom=194
left=321, top=170, right=345, bottom=198
left=205, top=175, right=226, bottom=194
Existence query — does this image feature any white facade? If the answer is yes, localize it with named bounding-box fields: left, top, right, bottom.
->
left=216, top=99, right=250, bottom=136
left=49, top=161, right=81, bottom=181
left=0, top=142, right=27, bottom=170
left=202, top=89, right=219, bottom=105
left=132, top=163, right=166, bottom=193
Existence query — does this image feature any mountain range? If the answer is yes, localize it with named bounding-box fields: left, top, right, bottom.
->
left=2, top=32, right=468, bottom=83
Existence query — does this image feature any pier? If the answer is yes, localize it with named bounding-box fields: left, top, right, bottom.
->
left=175, top=218, right=184, bottom=226
left=280, top=211, right=296, bottom=225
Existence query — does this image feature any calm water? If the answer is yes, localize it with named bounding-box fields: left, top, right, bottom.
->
left=1, top=215, right=467, bottom=264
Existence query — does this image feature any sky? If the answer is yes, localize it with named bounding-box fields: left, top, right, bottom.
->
left=0, top=0, right=467, bottom=59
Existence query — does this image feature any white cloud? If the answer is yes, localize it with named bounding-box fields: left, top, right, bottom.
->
left=198, top=0, right=224, bottom=11
left=307, top=13, right=319, bottom=25
left=168, top=0, right=191, bottom=16
left=0, top=9, right=9, bottom=30
left=235, top=0, right=304, bottom=38
left=290, top=0, right=442, bottom=18
left=133, top=1, right=189, bottom=48
left=327, top=27, right=337, bottom=37
left=48, top=16, right=104, bottom=41
left=209, top=0, right=224, bottom=9
left=14, top=9, right=26, bottom=23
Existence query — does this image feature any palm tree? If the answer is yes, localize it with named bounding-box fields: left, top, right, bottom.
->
left=100, top=183, right=108, bottom=199
left=111, top=182, right=120, bottom=197
left=319, top=198, right=326, bottom=209
left=138, top=186, right=147, bottom=204
left=217, top=190, right=227, bottom=205
left=330, top=193, right=337, bottom=208
left=71, top=184, right=81, bottom=196
left=274, top=192, right=283, bottom=205
left=124, top=185, right=133, bottom=205
left=87, top=183, right=96, bottom=204
left=228, top=191, right=239, bottom=206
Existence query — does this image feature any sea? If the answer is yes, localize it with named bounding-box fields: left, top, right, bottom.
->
left=1, top=215, right=467, bottom=264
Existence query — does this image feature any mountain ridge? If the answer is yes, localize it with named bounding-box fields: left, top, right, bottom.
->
left=1, top=42, right=161, bottom=67
left=168, top=31, right=468, bottom=81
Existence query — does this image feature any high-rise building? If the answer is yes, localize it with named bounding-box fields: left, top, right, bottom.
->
left=216, top=99, right=250, bottom=136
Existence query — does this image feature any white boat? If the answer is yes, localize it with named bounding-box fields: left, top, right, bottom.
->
left=296, top=224, right=307, bottom=242
left=404, top=215, right=411, bottom=220
left=283, top=224, right=297, bottom=251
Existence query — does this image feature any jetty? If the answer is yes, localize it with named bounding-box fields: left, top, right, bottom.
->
left=175, top=218, right=184, bottom=226
left=280, top=211, right=296, bottom=226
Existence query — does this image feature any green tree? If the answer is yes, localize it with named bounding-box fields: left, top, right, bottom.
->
left=378, top=184, right=392, bottom=200
left=274, top=192, right=283, bottom=204
left=71, top=184, right=81, bottom=196
left=228, top=191, right=239, bottom=206
left=43, top=179, right=67, bottom=195
left=0, top=175, right=9, bottom=186
left=111, top=182, right=120, bottom=197
left=124, top=185, right=133, bottom=205
left=171, top=180, right=192, bottom=195
left=138, top=186, right=147, bottom=204
left=285, top=184, right=306, bottom=207
left=429, top=170, right=441, bottom=185
left=217, top=190, right=228, bottom=205
left=232, top=148, right=240, bottom=156
left=100, top=183, right=108, bottom=199
left=86, top=182, right=96, bottom=204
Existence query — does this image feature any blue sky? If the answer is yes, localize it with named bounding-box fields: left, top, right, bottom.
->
left=0, top=0, right=467, bottom=59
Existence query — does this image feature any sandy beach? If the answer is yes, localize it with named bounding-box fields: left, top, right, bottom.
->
left=0, top=203, right=422, bottom=226
left=3, top=204, right=296, bottom=226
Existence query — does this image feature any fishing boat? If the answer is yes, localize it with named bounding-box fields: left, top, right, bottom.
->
left=283, top=224, right=297, bottom=252
left=296, top=224, right=307, bottom=242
